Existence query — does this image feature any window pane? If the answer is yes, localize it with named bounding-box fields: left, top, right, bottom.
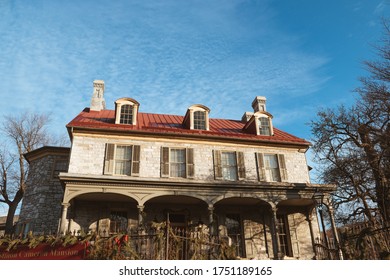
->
left=120, top=104, right=133, bottom=124
left=193, top=111, right=206, bottom=130
left=115, top=145, right=132, bottom=175
left=170, top=149, right=186, bottom=178
left=264, top=154, right=281, bottom=182
left=259, top=117, right=271, bottom=135
left=221, top=152, right=237, bottom=180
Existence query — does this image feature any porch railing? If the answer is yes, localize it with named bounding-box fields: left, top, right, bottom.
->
left=82, top=224, right=237, bottom=260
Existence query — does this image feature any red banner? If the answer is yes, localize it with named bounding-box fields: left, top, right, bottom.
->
left=0, top=243, right=86, bottom=260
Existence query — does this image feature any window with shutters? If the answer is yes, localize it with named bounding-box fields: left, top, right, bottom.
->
left=256, top=153, right=287, bottom=182
left=213, top=150, right=245, bottom=181
left=160, top=147, right=194, bottom=178
left=103, top=144, right=140, bottom=176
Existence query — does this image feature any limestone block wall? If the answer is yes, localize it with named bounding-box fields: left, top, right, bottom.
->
left=19, top=154, right=68, bottom=235
left=68, top=134, right=310, bottom=183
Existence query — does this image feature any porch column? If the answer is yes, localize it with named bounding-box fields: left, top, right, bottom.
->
left=59, top=202, right=70, bottom=235
left=271, top=206, right=282, bottom=260
left=208, top=206, right=214, bottom=235
left=137, top=205, right=145, bottom=229
left=306, top=212, right=317, bottom=258
left=328, top=204, right=344, bottom=260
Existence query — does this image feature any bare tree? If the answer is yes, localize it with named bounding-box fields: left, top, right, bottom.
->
left=310, top=24, right=390, bottom=225
left=0, top=113, right=53, bottom=235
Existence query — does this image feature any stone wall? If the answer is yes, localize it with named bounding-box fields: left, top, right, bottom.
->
left=18, top=153, right=68, bottom=235
left=68, top=134, right=310, bottom=183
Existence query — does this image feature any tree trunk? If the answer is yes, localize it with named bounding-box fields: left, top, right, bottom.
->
left=358, top=127, right=390, bottom=222
left=5, top=203, right=18, bottom=235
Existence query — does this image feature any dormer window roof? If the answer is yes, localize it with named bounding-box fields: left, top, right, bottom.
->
left=182, top=104, right=210, bottom=130
left=242, top=96, right=274, bottom=136
left=114, top=98, right=140, bottom=125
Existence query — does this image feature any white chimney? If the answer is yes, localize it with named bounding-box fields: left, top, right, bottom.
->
left=252, top=96, right=267, bottom=113
left=241, top=112, right=254, bottom=123
left=90, top=80, right=106, bottom=111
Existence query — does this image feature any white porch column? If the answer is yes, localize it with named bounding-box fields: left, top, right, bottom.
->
left=59, top=202, right=70, bottom=235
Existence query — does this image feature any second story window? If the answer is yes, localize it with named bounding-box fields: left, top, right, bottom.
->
left=193, top=111, right=206, bottom=130
left=213, top=150, right=245, bottom=181
left=120, top=104, right=133, bottom=124
left=170, top=149, right=186, bottom=177
left=104, top=144, right=140, bottom=176
left=161, top=147, right=194, bottom=178
left=221, top=152, right=238, bottom=180
left=259, top=117, right=271, bottom=136
left=256, top=153, right=287, bottom=182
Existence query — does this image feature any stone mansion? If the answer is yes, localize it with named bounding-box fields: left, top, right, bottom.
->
left=18, top=80, right=338, bottom=259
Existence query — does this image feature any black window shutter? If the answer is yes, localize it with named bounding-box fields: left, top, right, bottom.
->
left=161, top=147, right=170, bottom=177
left=104, top=143, right=115, bottom=175
left=186, top=148, right=194, bottom=178
left=213, top=150, right=222, bottom=179
left=131, top=145, right=141, bottom=176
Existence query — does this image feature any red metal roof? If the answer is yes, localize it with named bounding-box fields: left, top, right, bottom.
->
left=67, top=108, right=310, bottom=146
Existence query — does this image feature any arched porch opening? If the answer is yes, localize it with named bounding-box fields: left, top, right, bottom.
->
left=144, top=195, right=209, bottom=231
left=275, top=198, right=317, bottom=259
left=214, top=197, right=272, bottom=259
left=63, top=192, right=139, bottom=236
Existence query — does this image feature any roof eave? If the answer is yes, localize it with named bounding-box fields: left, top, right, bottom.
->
left=68, top=125, right=311, bottom=148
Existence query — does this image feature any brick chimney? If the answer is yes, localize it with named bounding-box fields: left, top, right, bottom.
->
left=90, top=80, right=106, bottom=111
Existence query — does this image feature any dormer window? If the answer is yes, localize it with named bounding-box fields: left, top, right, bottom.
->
left=259, top=117, right=271, bottom=136
left=193, top=111, right=206, bottom=130
left=242, top=112, right=274, bottom=136
left=182, top=104, right=210, bottom=130
left=115, top=98, right=140, bottom=125
left=120, top=104, right=133, bottom=124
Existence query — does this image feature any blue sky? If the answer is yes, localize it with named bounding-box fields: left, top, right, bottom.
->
left=0, top=0, right=388, bottom=215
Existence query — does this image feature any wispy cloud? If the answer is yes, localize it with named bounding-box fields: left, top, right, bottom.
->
left=0, top=0, right=330, bottom=137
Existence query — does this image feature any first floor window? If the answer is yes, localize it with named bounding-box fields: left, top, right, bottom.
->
left=226, top=214, right=244, bottom=257
left=110, top=211, right=128, bottom=233
left=104, top=144, right=140, bottom=176
left=277, top=214, right=293, bottom=257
